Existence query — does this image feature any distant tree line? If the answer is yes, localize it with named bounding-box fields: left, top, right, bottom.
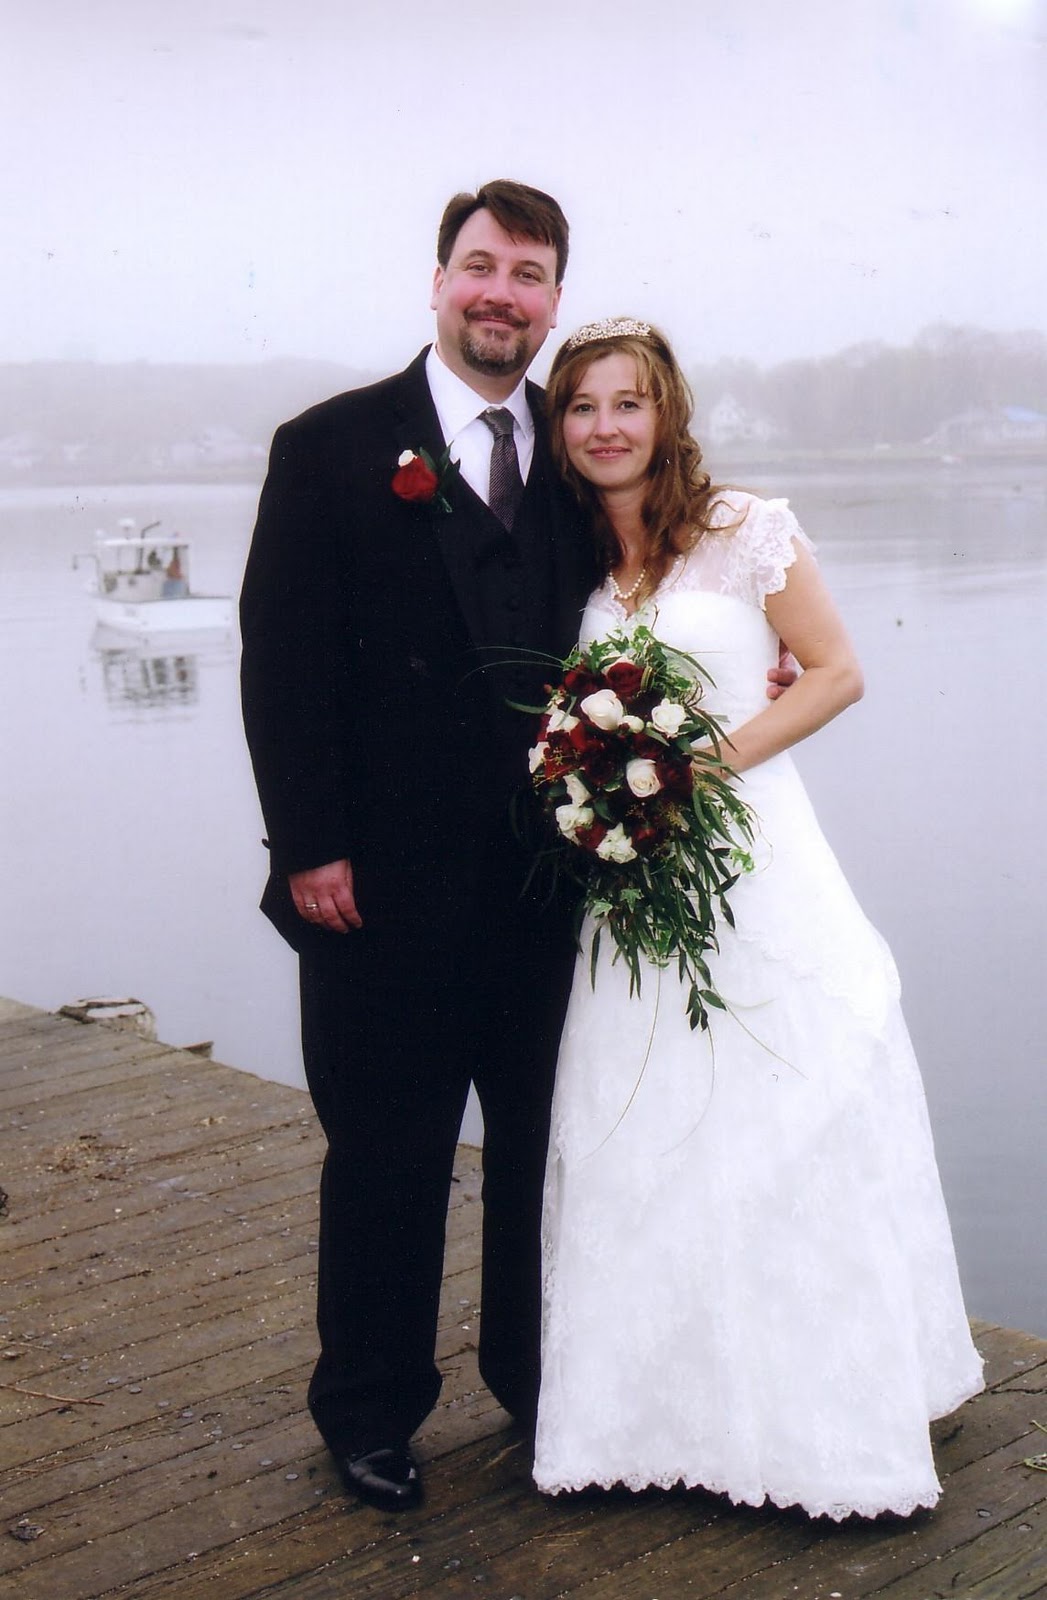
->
left=0, top=325, right=1045, bottom=481
left=0, top=358, right=363, bottom=480
left=689, top=324, right=1047, bottom=451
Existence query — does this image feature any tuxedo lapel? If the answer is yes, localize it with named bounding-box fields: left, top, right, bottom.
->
left=430, top=473, right=507, bottom=651
left=388, top=349, right=446, bottom=469
left=389, top=349, right=526, bottom=651
left=385, top=352, right=491, bottom=647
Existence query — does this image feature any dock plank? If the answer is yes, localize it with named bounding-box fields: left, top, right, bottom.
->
left=2, top=1001, right=1044, bottom=1600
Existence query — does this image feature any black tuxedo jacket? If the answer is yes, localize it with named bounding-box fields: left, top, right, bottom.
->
left=240, top=347, right=597, bottom=953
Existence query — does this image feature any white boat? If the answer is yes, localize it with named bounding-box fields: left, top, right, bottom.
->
left=77, top=519, right=235, bottom=636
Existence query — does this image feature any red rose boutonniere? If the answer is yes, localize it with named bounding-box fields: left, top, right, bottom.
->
left=392, top=446, right=460, bottom=514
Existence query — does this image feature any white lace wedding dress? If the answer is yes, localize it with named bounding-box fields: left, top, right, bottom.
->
left=533, top=493, right=984, bottom=1520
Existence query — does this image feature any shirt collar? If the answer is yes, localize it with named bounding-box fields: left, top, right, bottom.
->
left=427, top=344, right=534, bottom=441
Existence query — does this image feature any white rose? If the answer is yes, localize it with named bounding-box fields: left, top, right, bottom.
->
left=564, top=772, right=591, bottom=805
left=650, top=700, right=687, bottom=737
left=625, top=757, right=662, bottom=798
left=596, top=823, right=638, bottom=864
left=548, top=706, right=579, bottom=733
left=622, top=714, right=645, bottom=733
left=528, top=741, right=549, bottom=774
left=555, top=801, right=595, bottom=842
left=397, top=449, right=416, bottom=467
left=580, top=688, right=624, bottom=731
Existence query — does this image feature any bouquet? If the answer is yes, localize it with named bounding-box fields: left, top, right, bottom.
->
left=525, top=625, right=755, bottom=1031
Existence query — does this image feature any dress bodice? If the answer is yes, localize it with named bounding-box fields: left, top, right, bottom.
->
left=580, top=491, right=895, bottom=1031
left=580, top=493, right=812, bottom=732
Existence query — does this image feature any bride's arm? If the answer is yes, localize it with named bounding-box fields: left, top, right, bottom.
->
left=715, top=542, right=863, bottom=776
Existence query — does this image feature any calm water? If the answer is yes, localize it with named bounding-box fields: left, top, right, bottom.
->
left=1, top=468, right=1044, bottom=1336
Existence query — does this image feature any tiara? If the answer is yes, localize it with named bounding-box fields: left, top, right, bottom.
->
left=563, top=317, right=653, bottom=351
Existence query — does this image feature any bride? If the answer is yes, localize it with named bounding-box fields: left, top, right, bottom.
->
left=532, top=318, right=984, bottom=1520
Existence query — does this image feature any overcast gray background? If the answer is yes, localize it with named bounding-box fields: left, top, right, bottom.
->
left=6, top=0, right=1045, bottom=376
left=3, top=1, right=1045, bottom=1334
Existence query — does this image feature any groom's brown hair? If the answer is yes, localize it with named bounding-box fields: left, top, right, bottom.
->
left=437, top=180, right=570, bottom=285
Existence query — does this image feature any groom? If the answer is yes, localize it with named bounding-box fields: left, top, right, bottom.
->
left=240, top=181, right=597, bottom=1511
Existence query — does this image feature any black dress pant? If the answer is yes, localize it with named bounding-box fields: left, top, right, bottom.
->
left=298, top=862, right=576, bottom=1454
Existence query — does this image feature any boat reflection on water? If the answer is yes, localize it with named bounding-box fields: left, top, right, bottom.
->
left=89, top=624, right=235, bottom=712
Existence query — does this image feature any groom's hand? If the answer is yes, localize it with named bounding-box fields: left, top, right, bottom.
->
left=289, top=859, right=363, bottom=932
left=766, top=643, right=799, bottom=700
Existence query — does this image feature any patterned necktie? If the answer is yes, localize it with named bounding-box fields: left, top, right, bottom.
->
left=480, top=407, right=524, bottom=531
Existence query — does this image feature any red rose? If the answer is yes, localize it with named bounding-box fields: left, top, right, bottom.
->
left=628, top=732, right=664, bottom=762
left=604, top=660, right=645, bottom=699
left=629, top=690, right=661, bottom=721
left=629, top=818, right=667, bottom=855
left=392, top=455, right=440, bottom=503
left=568, top=722, right=620, bottom=787
left=655, top=751, right=694, bottom=799
left=563, top=666, right=606, bottom=700
left=568, top=720, right=600, bottom=754
left=542, top=753, right=573, bottom=783
left=574, top=818, right=609, bottom=854
left=540, top=730, right=575, bottom=781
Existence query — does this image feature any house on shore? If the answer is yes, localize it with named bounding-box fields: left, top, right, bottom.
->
left=924, top=404, right=1047, bottom=452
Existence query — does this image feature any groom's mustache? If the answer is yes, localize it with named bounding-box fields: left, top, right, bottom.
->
left=466, top=307, right=528, bottom=330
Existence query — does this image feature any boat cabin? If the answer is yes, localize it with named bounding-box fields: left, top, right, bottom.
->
left=95, top=519, right=192, bottom=602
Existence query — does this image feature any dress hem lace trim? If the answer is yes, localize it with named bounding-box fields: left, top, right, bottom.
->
left=533, top=1471, right=941, bottom=1523
left=533, top=1373, right=984, bottom=1521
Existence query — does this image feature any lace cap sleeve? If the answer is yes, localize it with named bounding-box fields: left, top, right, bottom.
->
left=714, top=494, right=815, bottom=611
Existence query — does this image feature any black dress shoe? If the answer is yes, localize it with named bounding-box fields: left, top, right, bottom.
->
left=337, top=1446, right=422, bottom=1511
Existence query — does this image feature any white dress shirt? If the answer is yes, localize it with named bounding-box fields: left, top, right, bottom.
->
left=426, top=344, right=535, bottom=507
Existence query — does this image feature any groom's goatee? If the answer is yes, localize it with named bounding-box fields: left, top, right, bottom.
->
left=460, top=330, right=530, bottom=376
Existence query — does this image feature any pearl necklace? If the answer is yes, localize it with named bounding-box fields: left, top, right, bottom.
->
left=609, top=564, right=647, bottom=603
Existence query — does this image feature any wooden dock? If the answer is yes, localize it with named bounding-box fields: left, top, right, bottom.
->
left=1, top=997, right=1044, bottom=1599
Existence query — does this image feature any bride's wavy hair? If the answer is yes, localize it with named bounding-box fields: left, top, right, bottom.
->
left=545, top=322, right=735, bottom=601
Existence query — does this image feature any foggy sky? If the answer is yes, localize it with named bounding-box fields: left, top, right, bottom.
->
left=6, top=0, right=1046, bottom=378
